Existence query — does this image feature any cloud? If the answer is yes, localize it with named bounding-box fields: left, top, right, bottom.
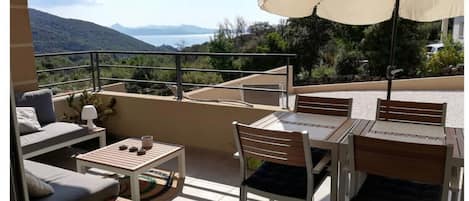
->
left=28, top=0, right=99, bottom=8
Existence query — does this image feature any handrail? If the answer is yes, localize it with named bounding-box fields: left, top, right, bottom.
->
left=38, top=78, right=92, bottom=88
left=180, top=67, right=287, bottom=75
left=99, top=64, right=176, bottom=71
left=37, top=65, right=91, bottom=73
left=100, top=77, right=177, bottom=86
left=96, top=50, right=296, bottom=57
left=35, top=51, right=295, bottom=109
left=35, top=51, right=92, bottom=57
left=181, top=83, right=287, bottom=93
left=35, top=50, right=296, bottom=57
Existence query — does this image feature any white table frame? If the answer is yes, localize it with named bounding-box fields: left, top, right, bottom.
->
left=76, top=146, right=185, bottom=201
left=23, top=127, right=106, bottom=159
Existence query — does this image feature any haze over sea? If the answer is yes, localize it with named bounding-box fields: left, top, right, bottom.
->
left=134, top=33, right=214, bottom=48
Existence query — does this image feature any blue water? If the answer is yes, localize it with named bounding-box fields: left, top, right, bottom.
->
left=134, top=33, right=214, bottom=48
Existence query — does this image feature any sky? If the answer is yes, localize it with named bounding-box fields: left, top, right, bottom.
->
left=28, top=0, right=286, bottom=29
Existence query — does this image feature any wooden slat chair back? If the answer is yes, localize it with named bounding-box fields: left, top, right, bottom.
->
left=350, top=135, right=452, bottom=185
left=295, top=95, right=353, bottom=117
left=233, top=122, right=309, bottom=167
left=233, top=122, right=317, bottom=201
left=376, top=99, right=447, bottom=126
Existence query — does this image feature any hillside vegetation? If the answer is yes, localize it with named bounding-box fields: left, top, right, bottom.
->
left=32, top=11, right=463, bottom=95
left=29, top=9, right=176, bottom=53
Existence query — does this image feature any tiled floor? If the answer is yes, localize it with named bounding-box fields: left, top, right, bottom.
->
left=31, top=146, right=333, bottom=201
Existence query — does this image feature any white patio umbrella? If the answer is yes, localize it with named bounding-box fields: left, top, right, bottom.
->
left=259, top=0, right=464, bottom=100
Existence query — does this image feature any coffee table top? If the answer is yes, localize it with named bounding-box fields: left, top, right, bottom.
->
left=76, top=138, right=184, bottom=171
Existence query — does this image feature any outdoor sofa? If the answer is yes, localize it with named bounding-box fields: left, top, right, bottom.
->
left=24, top=160, right=120, bottom=201
left=16, top=89, right=119, bottom=200
left=15, top=89, right=103, bottom=159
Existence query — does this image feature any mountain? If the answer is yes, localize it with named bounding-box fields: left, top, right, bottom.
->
left=29, top=9, right=176, bottom=53
left=111, top=23, right=216, bottom=36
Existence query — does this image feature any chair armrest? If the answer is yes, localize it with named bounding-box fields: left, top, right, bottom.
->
left=312, top=154, right=331, bottom=174
left=233, top=152, right=240, bottom=159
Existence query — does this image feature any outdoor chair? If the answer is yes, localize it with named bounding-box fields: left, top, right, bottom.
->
left=376, top=99, right=447, bottom=126
left=295, top=95, right=353, bottom=117
left=232, top=122, right=329, bottom=201
left=346, top=134, right=452, bottom=201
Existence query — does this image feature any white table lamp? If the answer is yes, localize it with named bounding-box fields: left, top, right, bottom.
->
left=81, top=105, right=98, bottom=129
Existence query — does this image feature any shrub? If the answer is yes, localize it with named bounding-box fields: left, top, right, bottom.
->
left=425, top=38, right=464, bottom=75
left=63, top=90, right=116, bottom=126
left=336, top=50, right=362, bottom=75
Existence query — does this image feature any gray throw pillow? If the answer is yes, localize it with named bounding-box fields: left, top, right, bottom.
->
left=16, top=107, right=42, bottom=134
left=15, top=89, right=56, bottom=125
left=24, top=169, right=54, bottom=198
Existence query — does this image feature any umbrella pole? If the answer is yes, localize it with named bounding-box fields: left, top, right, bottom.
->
left=386, top=0, right=400, bottom=101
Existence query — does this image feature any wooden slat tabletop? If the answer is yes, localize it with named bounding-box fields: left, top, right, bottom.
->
left=250, top=111, right=355, bottom=144
left=76, top=138, right=183, bottom=171
left=352, top=119, right=463, bottom=166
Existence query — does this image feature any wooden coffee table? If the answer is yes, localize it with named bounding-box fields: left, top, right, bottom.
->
left=76, top=138, right=186, bottom=201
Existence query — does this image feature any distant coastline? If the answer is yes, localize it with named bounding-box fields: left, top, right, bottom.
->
left=111, top=23, right=216, bottom=48
left=134, top=33, right=213, bottom=48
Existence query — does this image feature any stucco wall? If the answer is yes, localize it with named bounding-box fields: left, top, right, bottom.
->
left=52, top=74, right=464, bottom=153
left=54, top=91, right=279, bottom=153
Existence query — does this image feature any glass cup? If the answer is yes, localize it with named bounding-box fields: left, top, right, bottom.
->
left=141, top=135, right=153, bottom=150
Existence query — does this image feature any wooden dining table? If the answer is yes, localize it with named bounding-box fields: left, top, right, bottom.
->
left=250, top=111, right=358, bottom=201
left=250, top=111, right=464, bottom=201
left=345, top=119, right=464, bottom=201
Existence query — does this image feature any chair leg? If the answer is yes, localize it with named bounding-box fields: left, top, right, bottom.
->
left=240, top=185, right=247, bottom=201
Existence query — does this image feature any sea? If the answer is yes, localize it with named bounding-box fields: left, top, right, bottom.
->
left=134, top=33, right=213, bottom=48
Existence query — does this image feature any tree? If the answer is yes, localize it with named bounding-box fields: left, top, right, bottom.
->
left=362, top=19, right=427, bottom=77
left=243, top=32, right=288, bottom=71
left=209, top=25, right=236, bottom=80
left=285, top=14, right=334, bottom=72
left=425, top=37, right=464, bottom=75
left=336, top=50, right=362, bottom=76
left=248, top=22, right=275, bottom=36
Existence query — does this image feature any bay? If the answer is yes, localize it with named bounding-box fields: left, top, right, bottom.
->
left=134, top=33, right=213, bottom=48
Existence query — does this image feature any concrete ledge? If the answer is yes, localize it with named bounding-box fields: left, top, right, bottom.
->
left=293, top=76, right=464, bottom=94
left=186, top=66, right=292, bottom=100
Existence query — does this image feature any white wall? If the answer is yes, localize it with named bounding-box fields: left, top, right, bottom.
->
left=453, top=16, right=464, bottom=44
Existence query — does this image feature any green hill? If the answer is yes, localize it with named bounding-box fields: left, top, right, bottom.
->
left=29, top=9, right=176, bottom=53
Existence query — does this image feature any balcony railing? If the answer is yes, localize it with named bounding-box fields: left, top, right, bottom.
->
left=35, top=50, right=296, bottom=107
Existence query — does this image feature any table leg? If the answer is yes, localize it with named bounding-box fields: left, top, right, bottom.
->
left=130, top=174, right=141, bottom=201
left=99, top=133, right=106, bottom=147
left=76, top=160, right=87, bottom=173
left=338, top=145, right=347, bottom=201
left=451, top=167, right=463, bottom=201
left=461, top=177, right=464, bottom=201
left=331, top=148, right=339, bottom=201
left=178, top=150, right=186, bottom=178
left=349, top=170, right=358, bottom=197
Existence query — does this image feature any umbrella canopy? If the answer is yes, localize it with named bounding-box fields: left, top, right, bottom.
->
left=258, top=0, right=463, bottom=24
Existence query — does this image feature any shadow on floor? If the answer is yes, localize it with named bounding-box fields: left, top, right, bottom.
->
left=30, top=145, right=332, bottom=201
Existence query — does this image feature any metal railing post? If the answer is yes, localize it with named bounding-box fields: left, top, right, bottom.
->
left=285, top=58, right=290, bottom=110
left=95, top=52, right=102, bottom=91
left=89, top=52, right=96, bottom=91
left=175, top=55, right=183, bottom=101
